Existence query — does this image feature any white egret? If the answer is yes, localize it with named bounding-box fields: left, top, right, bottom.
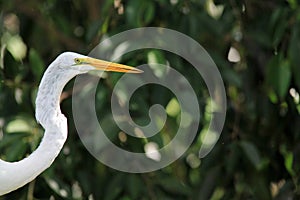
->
left=0, top=52, right=142, bottom=195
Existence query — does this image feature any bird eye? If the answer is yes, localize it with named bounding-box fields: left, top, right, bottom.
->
left=74, top=58, right=81, bottom=64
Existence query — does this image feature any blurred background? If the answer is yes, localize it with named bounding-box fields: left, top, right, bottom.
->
left=1, top=0, right=300, bottom=199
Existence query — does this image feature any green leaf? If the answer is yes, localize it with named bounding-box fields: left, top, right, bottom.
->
left=240, top=141, right=262, bottom=170
left=280, top=145, right=296, bottom=176
left=277, top=60, right=291, bottom=98
left=267, top=55, right=291, bottom=99
left=210, top=187, right=225, bottom=200
left=284, top=153, right=295, bottom=176
left=29, top=48, right=44, bottom=81
left=5, top=34, right=27, bottom=61
left=44, top=177, right=70, bottom=198
left=166, top=98, right=180, bottom=117
left=221, top=67, right=242, bottom=88
left=0, top=132, right=29, bottom=149
left=126, top=174, right=143, bottom=199
left=103, top=174, right=124, bottom=200
left=156, top=177, right=191, bottom=196
left=288, top=24, right=300, bottom=90
left=5, top=118, right=32, bottom=133
left=147, top=50, right=167, bottom=78
left=269, top=8, right=288, bottom=48
left=4, top=138, right=28, bottom=161
left=126, top=0, right=155, bottom=26
left=287, top=0, right=298, bottom=9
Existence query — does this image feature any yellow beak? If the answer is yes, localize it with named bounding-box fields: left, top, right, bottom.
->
left=78, top=57, right=143, bottom=73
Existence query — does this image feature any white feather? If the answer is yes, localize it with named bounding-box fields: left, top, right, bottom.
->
left=0, top=52, right=86, bottom=195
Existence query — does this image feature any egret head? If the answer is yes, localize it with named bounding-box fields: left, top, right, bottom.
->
left=56, top=52, right=142, bottom=74
left=36, top=52, right=142, bottom=127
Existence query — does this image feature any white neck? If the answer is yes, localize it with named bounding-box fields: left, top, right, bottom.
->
left=0, top=61, right=76, bottom=195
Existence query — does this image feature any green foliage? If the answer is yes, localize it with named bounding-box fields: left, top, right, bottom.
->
left=0, top=0, right=300, bottom=199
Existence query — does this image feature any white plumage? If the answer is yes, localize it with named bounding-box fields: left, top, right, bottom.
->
left=0, top=52, right=141, bottom=195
